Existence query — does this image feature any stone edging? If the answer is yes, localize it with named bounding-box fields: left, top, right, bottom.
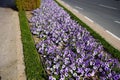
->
left=15, top=11, right=26, bottom=80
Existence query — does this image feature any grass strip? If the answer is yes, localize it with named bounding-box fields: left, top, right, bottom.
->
left=55, top=0, right=120, bottom=60
left=18, top=10, right=47, bottom=80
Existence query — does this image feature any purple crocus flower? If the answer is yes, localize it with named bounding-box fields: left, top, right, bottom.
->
left=30, top=0, right=120, bottom=79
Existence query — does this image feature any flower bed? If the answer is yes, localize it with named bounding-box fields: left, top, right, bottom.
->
left=30, top=0, right=120, bottom=79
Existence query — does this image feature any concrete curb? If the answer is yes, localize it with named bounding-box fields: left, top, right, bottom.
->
left=56, top=0, right=120, bottom=51
left=15, top=11, right=26, bottom=80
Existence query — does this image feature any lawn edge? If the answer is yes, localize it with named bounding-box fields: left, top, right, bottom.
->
left=18, top=10, right=47, bottom=80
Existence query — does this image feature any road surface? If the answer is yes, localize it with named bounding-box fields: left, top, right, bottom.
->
left=61, top=0, right=120, bottom=39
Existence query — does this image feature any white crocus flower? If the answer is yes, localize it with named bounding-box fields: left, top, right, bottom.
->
left=77, top=47, right=80, bottom=53
left=62, top=64, right=65, bottom=69
left=90, top=71, right=95, bottom=76
left=73, top=73, right=77, bottom=77
left=70, top=69, right=73, bottom=74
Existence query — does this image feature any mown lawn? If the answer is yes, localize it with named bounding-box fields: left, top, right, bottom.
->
left=18, top=11, right=47, bottom=80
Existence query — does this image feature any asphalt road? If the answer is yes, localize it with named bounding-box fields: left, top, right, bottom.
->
left=61, top=0, right=120, bottom=38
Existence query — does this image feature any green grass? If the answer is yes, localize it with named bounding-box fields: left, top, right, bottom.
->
left=18, top=11, right=47, bottom=80
left=55, top=0, right=120, bottom=60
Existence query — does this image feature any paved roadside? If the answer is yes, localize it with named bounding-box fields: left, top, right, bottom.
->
left=56, top=0, right=120, bottom=51
left=0, top=0, right=26, bottom=80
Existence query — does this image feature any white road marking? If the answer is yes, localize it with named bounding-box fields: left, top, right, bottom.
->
left=114, top=21, right=120, bottom=24
left=73, top=9, right=79, bottom=13
left=75, top=6, right=83, bottom=10
left=99, top=4, right=117, bottom=10
left=61, top=0, right=65, bottom=3
left=106, top=30, right=120, bottom=41
left=84, top=16, right=94, bottom=23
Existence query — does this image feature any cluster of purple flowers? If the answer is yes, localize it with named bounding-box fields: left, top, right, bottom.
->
left=30, top=0, right=120, bottom=80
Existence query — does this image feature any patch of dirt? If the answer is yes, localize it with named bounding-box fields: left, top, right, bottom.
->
left=26, top=11, right=32, bottom=20
left=26, top=11, right=41, bottom=44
